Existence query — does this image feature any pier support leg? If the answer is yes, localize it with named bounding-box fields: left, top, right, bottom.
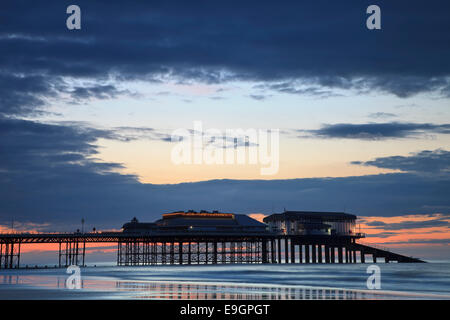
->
left=245, top=241, right=250, bottom=264
left=179, top=242, right=183, bottom=265
left=222, top=242, right=226, bottom=264
left=325, top=245, right=330, bottom=263
left=305, top=245, right=310, bottom=263
left=162, top=242, right=167, bottom=265
left=271, top=239, right=276, bottom=263
left=338, top=247, right=343, bottom=263
left=277, top=238, right=281, bottom=263
left=188, top=242, right=191, bottom=265
left=170, top=242, right=175, bottom=265
left=197, top=242, right=200, bottom=265
left=262, top=240, right=268, bottom=263
left=75, top=241, right=79, bottom=266
left=66, top=241, right=70, bottom=266
left=213, top=241, right=218, bottom=264
left=318, top=245, right=322, bottom=263
left=0, top=242, right=22, bottom=269
left=9, top=243, right=13, bottom=268
left=59, top=242, right=62, bottom=267
left=290, top=241, right=296, bottom=263
left=16, top=243, right=20, bottom=268
left=299, top=244, right=303, bottom=263
left=117, top=241, right=122, bottom=266
left=152, top=241, right=156, bottom=265
left=331, top=246, right=335, bottom=263
left=312, top=244, right=317, bottom=263
left=82, top=241, right=85, bottom=267
left=230, top=242, right=235, bottom=264
left=3, top=243, right=8, bottom=268
left=361, top=250, right=365, bottom=263
left=284, top=238, right=289, bottom=264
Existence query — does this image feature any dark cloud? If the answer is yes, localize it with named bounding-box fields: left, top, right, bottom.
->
left=249, top=94, right=270, bottom=101
left=0, top=118, right=144, bottom=229
left=0, top=73, right=60, bottom=116
left=368, top=112, right=397, bottom=119
left=0, top=118, right=132, bottom=175
left=68, top=84, right=131, bottom=102
left=257, top=82, right=342, bottom=98
left=0, top=73, right=131, bottom=115
left=352, top=76, right=450, bottom=98
left=352, top=149, right=450, bottom=174
left=382, top=239, right=450, bottom=245
left=302, top=122, right=450, bottom=140
left=365, top=218, right=450, bottom=230
left=359, top=213, right=450, bottom=240
left=1, top=0, right=450, bottom=116
left=100, top=126, right=261, bottom=146
left=107, top=126, right=173, bottom=142
left=365, top=232, right=398, bottom=238
left=209, top=96, right=227, bottom=101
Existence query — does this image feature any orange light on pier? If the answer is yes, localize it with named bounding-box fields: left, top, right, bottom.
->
left=162, top=212, right=234, bottom=219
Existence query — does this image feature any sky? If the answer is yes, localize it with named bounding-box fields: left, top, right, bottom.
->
left=0, top=0, right=449, bottom=261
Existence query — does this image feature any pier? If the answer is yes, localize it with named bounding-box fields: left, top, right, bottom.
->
left=0, top=210, right=425, bottom=269
left=0, top=232, right=423, bottom=269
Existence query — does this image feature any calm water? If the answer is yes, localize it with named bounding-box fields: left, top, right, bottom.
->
left=0, top=263, right=450, bottom=299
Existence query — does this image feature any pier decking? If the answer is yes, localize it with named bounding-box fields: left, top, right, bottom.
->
left=0, top=232, right=424, bottom=269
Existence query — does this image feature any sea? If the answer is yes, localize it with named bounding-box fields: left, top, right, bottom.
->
left=1, top=262, right=450, bottom=300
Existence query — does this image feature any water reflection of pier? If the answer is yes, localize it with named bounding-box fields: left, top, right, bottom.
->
left=114, top=281, right=378, bottom=300
left=0, top=275, right=417, bottom=300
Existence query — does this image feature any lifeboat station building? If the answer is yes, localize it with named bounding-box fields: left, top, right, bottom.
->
left=263, top=211, right=358, bottom=236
